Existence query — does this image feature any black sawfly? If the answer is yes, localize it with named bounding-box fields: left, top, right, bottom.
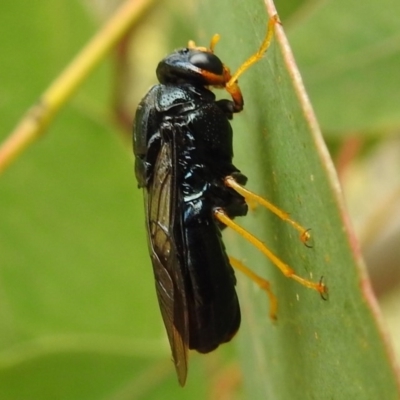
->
left=133, top=15, right=326, bottom=386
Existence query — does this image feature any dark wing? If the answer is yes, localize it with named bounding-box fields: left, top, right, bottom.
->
left=144, top=141, right=189, bottom=386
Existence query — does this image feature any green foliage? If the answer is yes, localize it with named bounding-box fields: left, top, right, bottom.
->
left=285, top=0, right=400, bottom=133
left=0, top=0, right=399, bottom=399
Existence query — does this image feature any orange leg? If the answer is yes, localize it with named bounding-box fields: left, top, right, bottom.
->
left=224, top=14, right=280, bottom=109
left=187, top=15, right=280, bottom=112
left=229, top=256, right=278, bottom=320
left=214, top=208, right=327, bottom=296
left=227, top=14, right=280, bottom=88
left=225, top=176, right=311, bottom=245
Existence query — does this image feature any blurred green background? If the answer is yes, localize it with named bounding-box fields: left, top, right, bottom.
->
left=1, top=0, right=400, bottom=398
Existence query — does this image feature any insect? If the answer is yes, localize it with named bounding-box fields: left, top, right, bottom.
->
left=133, top=15, right=327, bottom=386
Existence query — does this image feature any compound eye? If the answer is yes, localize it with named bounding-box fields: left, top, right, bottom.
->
left=189, top=52, right=223, bottom=75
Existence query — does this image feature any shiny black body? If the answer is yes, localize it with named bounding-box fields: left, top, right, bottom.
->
left=133, top=47, right=248, bottom=383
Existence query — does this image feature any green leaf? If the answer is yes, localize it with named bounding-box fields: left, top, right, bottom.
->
left=195, top=0, right=400, bottom=399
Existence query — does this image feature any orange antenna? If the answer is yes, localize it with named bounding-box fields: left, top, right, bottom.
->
left=209, top=34, right=220, bottom=53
